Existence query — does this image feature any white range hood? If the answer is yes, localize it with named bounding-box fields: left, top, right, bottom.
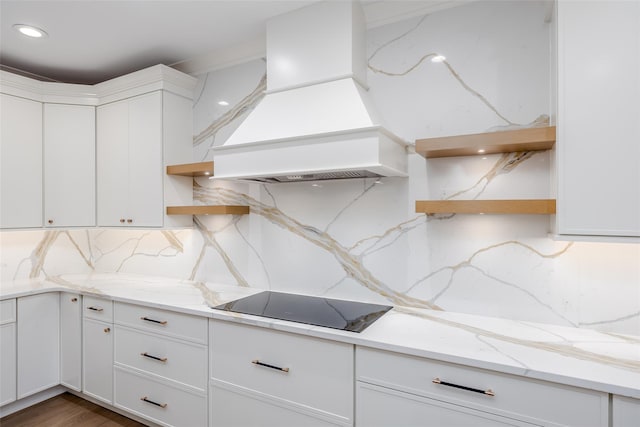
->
left=212, top=0, right=408, bottom=183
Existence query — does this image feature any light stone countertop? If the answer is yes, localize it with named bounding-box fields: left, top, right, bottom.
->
left=1, top=273, right=639, bottom=399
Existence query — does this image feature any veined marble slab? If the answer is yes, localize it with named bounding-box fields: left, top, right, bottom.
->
left=1, top=274, right=638, bottom=399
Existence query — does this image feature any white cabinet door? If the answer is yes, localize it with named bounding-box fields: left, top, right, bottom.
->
left=557, top=0, right=640, bottom=237
left=60, top=293, right=82, bottom=391
left=44, top=104, right=96, bottom=227
left=16, top=293, right=60, bottom=399
left=0, top=94, right=42, bottom=229
left=97, top=99, right=129, bottom=226
left=0, top=323, right=16, bottom=406
left=127, top=92, right=163, bottom=227
left=83, top=318, right=113, bottom=404
left=613, top=395, right=640, bottom=427
left=97, top=92, right=163, bottom=227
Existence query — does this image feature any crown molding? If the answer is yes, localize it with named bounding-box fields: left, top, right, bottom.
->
left=1, top=64, right=197, bottom=105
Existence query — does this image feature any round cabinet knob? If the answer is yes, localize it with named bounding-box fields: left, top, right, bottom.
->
left=104, top=327, right=111, bottom=333
left=127, top=219, right=133, bottom=224
left=48, top=219, right=53, bottom=224
left=120, top=218, right=125, bottom=223
left=71, top=297, right=78, bottom=302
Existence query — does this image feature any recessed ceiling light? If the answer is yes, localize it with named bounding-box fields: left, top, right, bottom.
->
left=431, top=54, right=446, bottom=63
left=13, top=24, right=47, bottom=38
left=218, top=101, right=229, bottom=106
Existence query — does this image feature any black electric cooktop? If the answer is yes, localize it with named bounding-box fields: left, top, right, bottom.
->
left=212, top=291, right=392, bottom=333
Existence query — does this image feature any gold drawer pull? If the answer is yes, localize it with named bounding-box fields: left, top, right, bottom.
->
left=87, top=306, right=103, bottom=312
left=252, top=359, right=290, bottom=373
left=71, top=297, right=78, bottom=302
left=141, top=352, right=167, bottom=363
left=140, top=316, right=167, bottom=325
left=432, top=378, right=495, bottom=397
left=140, top=396, right=167, bottom=408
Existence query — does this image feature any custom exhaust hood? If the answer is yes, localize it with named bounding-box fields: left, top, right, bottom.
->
left=211, top=0, right=408, bottom=183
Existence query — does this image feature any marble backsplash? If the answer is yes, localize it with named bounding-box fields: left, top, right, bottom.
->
left=1, top=1, right=638, bottom=336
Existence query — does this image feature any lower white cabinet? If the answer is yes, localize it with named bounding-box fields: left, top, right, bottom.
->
left=209, top=320, right=354, bottom=427
left=82, top=296, right=114, bottom=404
left=0, top=299, right=16, bottom=406
left=612, top=395, right=640, bottom=427
left=17, top=293, right=59, bottom=399
left=356, top=347, right=609, bottom=427
left=60, top=293, right=82, bottom=391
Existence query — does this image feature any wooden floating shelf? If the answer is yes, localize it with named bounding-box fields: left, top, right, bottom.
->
left=415, top=199, right=556, bottom=215
left=166, top=205, right=249, bottom=215
left=416, top=126, right=556, bottom=159
left=166, top=161, right=214, bottom=177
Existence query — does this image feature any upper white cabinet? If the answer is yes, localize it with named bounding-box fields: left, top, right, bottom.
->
left=44, top=104, right=96, bottom=227
left=97, top=90, right=193, bottom=228
left=556, top=0, right=640, bottom=238
left=0, top=93, right=43, bottom=229
left=0, top=65, right=195, bottom=230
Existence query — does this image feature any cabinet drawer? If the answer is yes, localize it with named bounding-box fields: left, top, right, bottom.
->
left=210, top=320, right=353, bottom=419
left=0, top=299, right=16, bottom=324
left=114, top=326, right=207, bottom=391
left=114, top=367, right=207, bottom=427
left=356, top=347, right=608, bottom=427
left=114, top=302, right=207, bottom=344
left=83, top=296, right=113, bottom=322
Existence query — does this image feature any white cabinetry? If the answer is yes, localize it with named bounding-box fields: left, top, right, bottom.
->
left=0, top=93, right=42, bottom=229
left=16, top=293, right=60, bottom=399
left=44, top=104, right=96, bottom=227
left=82, top=296, right=113, bottom=404
left=60, top=293, right=82, bottom=391
left=356, top=347, right=608, bottom=427
left=113, top=302, right=207, bottom=427
left=209, top=320, right=353, bottom=427
left=97, top=90, right=192, bottom=228
left=557, top=0, right=640, bottom=237
left=612, top=395, right=640, bottom=427
left=0, top=299, right=17, bottom=406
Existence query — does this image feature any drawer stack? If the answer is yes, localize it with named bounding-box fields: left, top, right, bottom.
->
left=113, top=302, right=208, bottom=427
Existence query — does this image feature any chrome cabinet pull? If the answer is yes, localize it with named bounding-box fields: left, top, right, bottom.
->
left=140, top=316, right=167, bottom=325
left=432, top=378, right=495, bottom=397
left=140, top=396, right=167, bottom=408
left=141, top=352, right=167, bottom=363
left=87, top=306, right=103, bottom=312
left=251, top=359, right=290, bottom=373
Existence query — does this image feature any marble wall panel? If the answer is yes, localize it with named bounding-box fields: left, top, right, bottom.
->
left=1, top=1, right=638, bottom=336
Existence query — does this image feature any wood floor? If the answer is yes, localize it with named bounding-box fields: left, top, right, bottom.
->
left=0, top=393, right=147, bottom=427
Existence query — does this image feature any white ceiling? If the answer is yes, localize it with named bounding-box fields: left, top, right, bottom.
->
left=0, top=0, right=467, bottom=84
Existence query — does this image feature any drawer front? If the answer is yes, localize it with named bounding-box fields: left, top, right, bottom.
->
left=210, top=320, right=353, bottom=419
left=114, top=367, right=207, bottom=427
left=114, top=326, right=207, bottom=391
left=211, top=383, right=348, bottom=427
left=0, top=299, right=16, bottom=324
left=83, top=296, right=113, bottom=322
left=356, top=347, right=608, bottom=427
left=114, top=302, right=207, bottom=344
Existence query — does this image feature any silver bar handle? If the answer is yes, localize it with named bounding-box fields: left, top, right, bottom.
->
left=87, top=306, right=103, bottom=312
left=140, top=396, right=167, bottom=408
left=432, top=377, right=495, bottom=397
left=252, top=359, right=290, bottom=373
left=140, top=316, right=167, bottom=325
left=141, top=352, right=167, bottom=362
